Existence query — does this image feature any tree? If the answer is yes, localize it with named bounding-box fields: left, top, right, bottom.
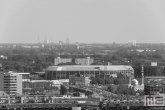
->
left=60, top=85, right=67, bottom=95
left=96, top=77, right=105, bottom=85
left=114, top=79, right=119, bottom=85
left=107, top=85, right=118, bottom=93
left=91, top=78, right=97, bottom=84
left=104, top=78, right=114, bottom=84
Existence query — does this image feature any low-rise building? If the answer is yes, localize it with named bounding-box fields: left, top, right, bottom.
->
left=75, top=57, right=94, bottom=65
left=69, top=74, right=91, bottom=86
left=54, top=57, right=72, bottom=65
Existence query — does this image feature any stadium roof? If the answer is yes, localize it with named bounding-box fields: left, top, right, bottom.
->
left=46, top=65, right=133, bottom=71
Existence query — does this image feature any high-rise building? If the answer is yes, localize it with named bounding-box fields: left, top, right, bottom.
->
left=128, top=40, right=136, bottom=47
left=132, top=40, right=136, bottom=46
left=0, top=72, right=22, bottom=96
left=75, top=42, right=79, bottom=49
left=43, top=40, right=50, bottom=44
left=66, top=38, right=70, bottom=44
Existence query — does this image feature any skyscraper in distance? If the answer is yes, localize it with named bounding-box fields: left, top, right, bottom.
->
left=66, top=38, right=70, bottom=45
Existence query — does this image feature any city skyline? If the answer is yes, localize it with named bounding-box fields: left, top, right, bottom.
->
left=1, top=0, right=165, bottom=43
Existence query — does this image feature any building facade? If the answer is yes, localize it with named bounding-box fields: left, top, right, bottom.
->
left=54, top=57, right=72, bottom=65
left=144, top=76, right=165, bottom=95
left=75, top=57, right=94, bottom=65
left=0, top=73, right=22, bottom=96
left=69, top=75, right=91, bottom=86
left=45, top=65, right=134, bottom=80
left=54, top=57, right=94, bottom=65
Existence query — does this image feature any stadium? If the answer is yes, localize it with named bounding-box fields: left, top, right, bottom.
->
left=45, top=65, right=134, bottom=80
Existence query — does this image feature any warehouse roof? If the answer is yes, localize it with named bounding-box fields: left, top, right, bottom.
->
left=46, top=65, right=133, bottom=71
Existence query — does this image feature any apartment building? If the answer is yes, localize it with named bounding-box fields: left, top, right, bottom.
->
left=0, top=73, right=22, bottom=96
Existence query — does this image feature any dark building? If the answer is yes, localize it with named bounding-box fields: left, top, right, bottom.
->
left=144, top=84, right=165, bottom=95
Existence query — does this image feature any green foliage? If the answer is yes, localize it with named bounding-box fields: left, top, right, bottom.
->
left=2, top=54, right=53, bottom=72
left=107, top=85, right=118, bottom=93
left=91, top=77, right=116, bottom=85
left=1, top=44, right=165, bottom=77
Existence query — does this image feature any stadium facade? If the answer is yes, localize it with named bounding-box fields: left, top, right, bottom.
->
left=45, top=65, right=134, bottom=80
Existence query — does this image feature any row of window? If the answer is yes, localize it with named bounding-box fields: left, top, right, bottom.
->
left=4, top=76, right=17, bottom=78
left=4, top=86, right=16, bottom=88
left=4, top=84, right=17, bottom=86
left=145, top=86, right=165, bottom=95
left=4, top=81, right=17, bottom=83
left=4, top=89, right=17, bottom=91
left=4, top=78, right=17, bottom=80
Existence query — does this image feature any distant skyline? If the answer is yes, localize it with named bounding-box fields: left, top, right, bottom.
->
left=1, top=0, right=165, bottom=43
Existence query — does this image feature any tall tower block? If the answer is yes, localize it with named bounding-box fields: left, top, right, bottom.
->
left=66, top=38, right=70, bottom=44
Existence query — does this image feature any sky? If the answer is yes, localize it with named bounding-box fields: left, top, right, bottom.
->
left=0, top=0, right=165, bottom=44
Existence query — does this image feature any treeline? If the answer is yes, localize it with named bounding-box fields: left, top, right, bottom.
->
left=1, top=55, right=54, bottom=72
left=90, top=77, right=132, bottom=85
left=1, top=45, right=165, bottom=76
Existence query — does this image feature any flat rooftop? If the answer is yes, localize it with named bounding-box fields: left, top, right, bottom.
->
left=46, top=65, right=133, bottom=71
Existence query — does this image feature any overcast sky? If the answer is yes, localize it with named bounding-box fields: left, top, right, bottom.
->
left=0, top=0, right=165, bottom=43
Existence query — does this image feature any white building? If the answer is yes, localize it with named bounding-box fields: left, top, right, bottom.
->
left=0, top=73, right=22, bottom=96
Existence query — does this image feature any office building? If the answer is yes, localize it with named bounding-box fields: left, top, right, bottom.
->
left=0, top=73, right=22, bottom=96
left=54, top=57, right=72, bottom=65
left=75, top=57, right=94, bottom=65
left=54, top=57, right=94, bottom=65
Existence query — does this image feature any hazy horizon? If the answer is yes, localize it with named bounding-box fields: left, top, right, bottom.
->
left=1, top=0, right=165, bottom=43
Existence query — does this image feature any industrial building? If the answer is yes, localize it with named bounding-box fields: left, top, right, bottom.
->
left=45, top=65, right=134, bottom=80
left=0, top=72, right=22, bottom=96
